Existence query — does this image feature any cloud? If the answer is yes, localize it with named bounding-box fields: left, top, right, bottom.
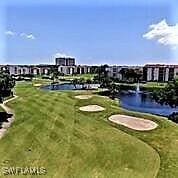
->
left=5, top=30, right=36, bottom=40
left=54, top=52, right=74, bottom=58
left=5, top=30, right=16, bottom=36
left=20, top=33, right=36, bottom=40
left=143, top=19, right=178, bottom=49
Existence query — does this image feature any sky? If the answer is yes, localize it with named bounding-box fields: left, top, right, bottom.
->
left=0, top=0, right=178, bottom=65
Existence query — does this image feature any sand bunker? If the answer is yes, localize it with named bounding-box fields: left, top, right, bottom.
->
left=108, top=114, right=158, bottom=131
left=79, top=105, right=105, bottom=112
left=75, top=95, right=93, bottom=99
left=34, top=84, right=42, bottom=87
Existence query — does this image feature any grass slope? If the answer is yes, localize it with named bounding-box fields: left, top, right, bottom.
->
left=0, top=82, right=159, bottom=178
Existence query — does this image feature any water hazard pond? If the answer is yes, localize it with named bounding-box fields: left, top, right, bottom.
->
left=120, top=92, right=178, bottom=116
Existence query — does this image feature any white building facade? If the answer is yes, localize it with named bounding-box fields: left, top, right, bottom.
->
left=143, top=64, right=178, bottom=82
left=58, top=65, right=91, bottom=75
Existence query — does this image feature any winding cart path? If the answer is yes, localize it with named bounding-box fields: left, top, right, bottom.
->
left=0, top=95, right=18, bottom=139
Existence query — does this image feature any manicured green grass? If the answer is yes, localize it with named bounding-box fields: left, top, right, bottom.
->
left=0, top=82, right=159, bottom=178
left=0, top=107, right=4, bottom=112
left=117, top=82, right=166, bottom=89
left=32, top=78, right=52, bottom=85
left=143, top=82, right=167, bottom=88
left=76, top=97, right=178, bottom=178
left=0, top=82, right=178, bottom=177
left=59, top=73, right=96, bottom=80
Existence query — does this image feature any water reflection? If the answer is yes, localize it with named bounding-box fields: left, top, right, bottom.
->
left=120, top=92, right=178, bottom=116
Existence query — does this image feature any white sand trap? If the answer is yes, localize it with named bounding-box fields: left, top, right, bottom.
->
left=34, top=84, right=42, bottom=87
left=108, top=114, right=158, bottom=131
left=75, top=95, right=93, bottom=100
left=79, top=105, right=105, bottom=112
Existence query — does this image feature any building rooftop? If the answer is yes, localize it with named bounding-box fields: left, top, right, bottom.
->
left=145, top=64, right=178, bottom=68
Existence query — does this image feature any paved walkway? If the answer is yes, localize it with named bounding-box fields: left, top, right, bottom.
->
left=0, top=95, right=18, bottom=139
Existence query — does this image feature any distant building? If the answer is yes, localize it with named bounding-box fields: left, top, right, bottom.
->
left=143, top=64, right=178, bottom=82
left=55, top=57, right=91, bottom=75
left=106, top=66, right=143, bottom=80
left=106, top=66, right=123, bottom=80
left=55, top=57, right=75, bottom=66
left=0, top=65, right=54, bottom=76
left=58, top=65, right=91, bottom=75
left=0, top=58, right=91, bottom=76
left=3, top=61, right=178, bottom=81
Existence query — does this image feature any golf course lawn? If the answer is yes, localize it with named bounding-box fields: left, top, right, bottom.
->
left=0, top=82, right=178, bottom=177
left=59, top=73, right=96, bottom=80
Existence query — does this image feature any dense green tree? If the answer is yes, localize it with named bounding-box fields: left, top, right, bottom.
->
left=86, top=79, right=92, bottom=89
left=49, top=66, right=60, bottom=83
left=90, top=66, right=99, bottom=74
left=72, top=78, right=80, bottom=89
left=79, top=78, right=86, bottom=89
left=119, top=68, right=143, bottom=82
left=0, top=70, right=15, bottom=102
left=134, top=69, right=143, bottom=82
left=152, top=80, right=178, bottom=107
left=119, top=68, right=127, bottom=81
left=108, top=82, right=120, bottom=99
left=168, top=112, right=178, bottom=123
left=93, top=65, right=109, bottom=84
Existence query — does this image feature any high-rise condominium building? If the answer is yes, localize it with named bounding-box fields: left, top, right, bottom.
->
left=55, top=57, right=75, bottom=66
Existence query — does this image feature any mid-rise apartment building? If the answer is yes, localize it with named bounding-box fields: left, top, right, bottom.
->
left=58, top=65, right=91, bottom=75
left=106, top=66, right=123, bottom=80
left=143, top=64, right=178, bottom=82
left=0, top=65, right=53, bottom=76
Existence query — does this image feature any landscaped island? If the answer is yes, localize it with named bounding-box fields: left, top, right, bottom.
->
left=0, top=79, right=178, bottom=178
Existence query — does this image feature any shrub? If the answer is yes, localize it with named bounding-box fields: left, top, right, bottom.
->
left=168, top=112, right=178, bottom=123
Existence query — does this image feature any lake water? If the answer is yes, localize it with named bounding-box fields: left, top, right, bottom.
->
left=41, top=83, right=82, bottom=90
left=120, top=92, right=178, bottom=116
